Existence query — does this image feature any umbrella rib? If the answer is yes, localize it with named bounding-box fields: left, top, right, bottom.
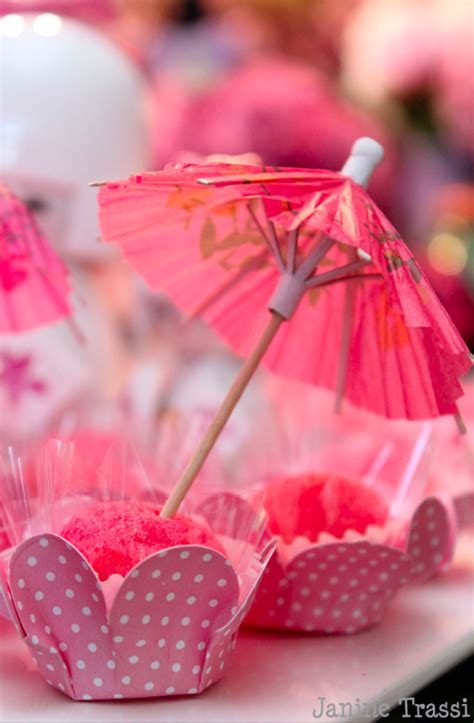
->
left=247, top=205, right=285, bottom=272
left=334, top=279, right=355, bottom=414
left=295, top=235, right=335, bottom=281
left=286, top=228, right=298, bottom=273
left=454, top=412, right=467, bottom=434
left=305, top=258, right=371, bottom=288
left=266, top=220, right=286, bottom=272
left=309, top=272, right=382, bottom=288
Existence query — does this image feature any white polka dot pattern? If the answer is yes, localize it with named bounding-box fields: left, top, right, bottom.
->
left=6, top=533, right=273, bottom=701
left=10, top=535, right=115, bottom=700
left=407, top=497, right=456, bottom=582
left=107, top=546, right=239, bottom=698
left=453, top=492, right=474, bottom=532
left=247, top=496, right=455, bottom=633
left=201, top=541, right=276, bottom=689
left=247, top=540, right=412, bottom=633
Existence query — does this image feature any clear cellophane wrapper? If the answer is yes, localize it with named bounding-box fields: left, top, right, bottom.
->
left=428, top=380, right=474, bottom=529
left=0, top=434, right=274, bottom=700
left=242, top=380, right=458, bottom=633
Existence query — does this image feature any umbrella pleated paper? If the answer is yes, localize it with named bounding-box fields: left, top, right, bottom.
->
left=98, top=138, right=472, bottom=516
left=0, top=185, right=72, bottom=334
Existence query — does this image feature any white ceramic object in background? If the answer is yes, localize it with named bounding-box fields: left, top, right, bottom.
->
left=0, top=14, right=151, bottom=260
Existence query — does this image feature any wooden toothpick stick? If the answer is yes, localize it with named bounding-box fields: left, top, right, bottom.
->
left=160, top=138, right=386, bottom=517
left=160, top=311, right=285, bottom=518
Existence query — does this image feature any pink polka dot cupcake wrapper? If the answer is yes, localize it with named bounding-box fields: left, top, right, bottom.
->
left=1, top=534, right=275, bottom=700
left=453, top=491, right=474, bottom=530
left=246, top=495, right=457, bottom=634
left=0, top=580, right=11, bottom=621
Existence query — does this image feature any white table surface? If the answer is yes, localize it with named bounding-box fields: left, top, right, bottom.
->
left=1, top=534, right=473, bottom=723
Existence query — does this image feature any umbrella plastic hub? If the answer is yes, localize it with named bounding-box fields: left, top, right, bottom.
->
left=268, top=272, right=307, bottom=319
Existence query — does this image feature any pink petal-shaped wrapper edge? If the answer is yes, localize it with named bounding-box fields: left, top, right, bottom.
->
left=246, top=539, right=413, bottom=633
left=406, top=495, right=457, bottom=582
left=247, top=495, right=457, bottom=632
left=454, top=492, right=474, bottom=529
left=4, top=533, right=274, bottom=700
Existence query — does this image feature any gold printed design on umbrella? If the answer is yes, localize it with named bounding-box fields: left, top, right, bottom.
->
left=376, top=289, right=411, bottom=351
left=166, top=186, right=209, bottom=213
left=384, top=251, right=423, bottom=284
left=199, top=206, right=267, bottom=271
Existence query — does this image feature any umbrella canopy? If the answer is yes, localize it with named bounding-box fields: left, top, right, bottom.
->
left=0, top=184, right=72, bottom=333
left=98, top=138, right=472, bottom=517
left=98, top=140, right=471, bottom=422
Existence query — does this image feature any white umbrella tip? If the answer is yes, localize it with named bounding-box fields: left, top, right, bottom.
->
left=342, top=137, right=385, bottom=187
left=351, top=137, right=385, bottom=167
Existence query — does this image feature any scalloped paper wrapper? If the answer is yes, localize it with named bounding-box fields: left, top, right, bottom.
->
left=245, top=495, right=457, bottom=634
left=0, top=534, right=274, bottom=700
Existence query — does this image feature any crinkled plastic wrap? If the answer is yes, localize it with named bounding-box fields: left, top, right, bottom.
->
left=242, top=383, right=458, bottom=633
left=428, top=382, right=474, bottom=529
left=0, top=436, right=274, bottom=700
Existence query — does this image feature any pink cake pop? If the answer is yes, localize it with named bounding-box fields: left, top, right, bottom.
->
left=61, top=500, right=226, bottom=581
left=265, top=473, right=388, bottom=544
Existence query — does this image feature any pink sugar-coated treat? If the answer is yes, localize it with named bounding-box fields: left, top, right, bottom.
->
left=4, top=525, right=274, bottom=700
left=61, top=501, right=226, bottom=581
left=265, top=473, right=388, bottom=544
left=247, top=495, right=456, bottom=634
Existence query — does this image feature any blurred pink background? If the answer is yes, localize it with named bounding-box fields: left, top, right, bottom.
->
left=0, top=0, right=472, bottom=452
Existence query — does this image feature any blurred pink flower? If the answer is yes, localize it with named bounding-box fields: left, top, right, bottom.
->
left=152, top=57, right=397, bottom=209
left=342, top=0, right=474, bottom=155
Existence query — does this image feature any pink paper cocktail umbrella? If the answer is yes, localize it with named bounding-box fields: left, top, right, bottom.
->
left=98, top=138, right=472, bottom=516
left=0, top=185, right=72, bottom=333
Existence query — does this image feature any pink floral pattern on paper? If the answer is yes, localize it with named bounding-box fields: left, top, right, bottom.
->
left=0, top=351, right=46, bottom=404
